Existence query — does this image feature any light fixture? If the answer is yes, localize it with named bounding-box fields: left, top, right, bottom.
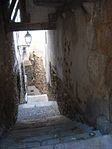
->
left=17, top=31, right=32, bottom=50
left=24, top=31, right=32, bottom=46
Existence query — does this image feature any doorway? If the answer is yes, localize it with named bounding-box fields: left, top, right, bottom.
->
left=13, top=29, right=60, bottom=124
left=13, top=30, right=49, bottom=103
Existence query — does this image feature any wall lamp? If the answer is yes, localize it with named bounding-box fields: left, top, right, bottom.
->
left=17, top=31, right=32, bottom=49
left=24, top=31, right=32, bottom=45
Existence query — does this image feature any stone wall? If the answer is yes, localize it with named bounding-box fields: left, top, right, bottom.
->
left=25, top=65, right=34, bottom=86
left=25, top=52, right=48, bottom=94
left=0, top=2, right=19, bottom=136
left=46, top=0, right=112, bottom=133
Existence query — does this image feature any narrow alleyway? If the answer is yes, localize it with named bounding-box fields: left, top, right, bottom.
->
left=1, top=1, right=112, bottom=148
left=1, top=95, right=111, bottom=149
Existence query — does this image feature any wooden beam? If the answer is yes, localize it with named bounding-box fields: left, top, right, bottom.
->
left=33, top=2, right=64, bottom=7
left=19, top=0, right=29, bottom=22
left=83, top=0, right=97, bottom=2
left=33, top=0, right=64, bottom=7
left=33, top=0, right=97, bottom=8
left=8, top=22, right=56, bottom=31
left=8, top=0, right=17, bottom=20
left=12, top=2, right=19, bottom=21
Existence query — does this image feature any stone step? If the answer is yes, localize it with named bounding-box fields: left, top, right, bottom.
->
left=1, top=130, right=101, bottom=149
left=0, top=96, right=103, bottom=149
left=15, top=115, right=71, bottom=129
left=27, top=86, right=41, bottom=96
left=1, top=116, right=101, bottom=149
left=19, top=101, right=58, bottom=108
left=34, top=135, right=112, bottom=149
left=17, top=101, right=60, bottom=122
left=5, top=135, right=110, bottom=149
left=28, top=94, right=48, bottom=102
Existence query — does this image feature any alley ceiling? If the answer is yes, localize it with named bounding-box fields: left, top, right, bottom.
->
left=6, top=0, right=96, bottom=31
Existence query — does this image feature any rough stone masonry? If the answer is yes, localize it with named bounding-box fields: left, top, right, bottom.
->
left=46, top=0, right=112, bottom=134
left=0, top=2, right=19, bottom=136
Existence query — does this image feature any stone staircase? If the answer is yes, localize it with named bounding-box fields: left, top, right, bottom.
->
left=0, top=95, right=112, bottom=149
left=36, top=135, right=112, bottom=149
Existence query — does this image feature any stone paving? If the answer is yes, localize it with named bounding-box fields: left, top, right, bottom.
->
left=36, top=135, right=112, bottom=149
left=18, top=95, right=60, bottom=122
left=27, top=86, right=41, bottom=96
left=1, top=94, right=109, bottom=149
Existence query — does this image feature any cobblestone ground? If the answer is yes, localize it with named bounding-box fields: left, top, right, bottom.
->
left=0, top=95, right=103, bottom=149
left=17, top=95, right=60, bottom=123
